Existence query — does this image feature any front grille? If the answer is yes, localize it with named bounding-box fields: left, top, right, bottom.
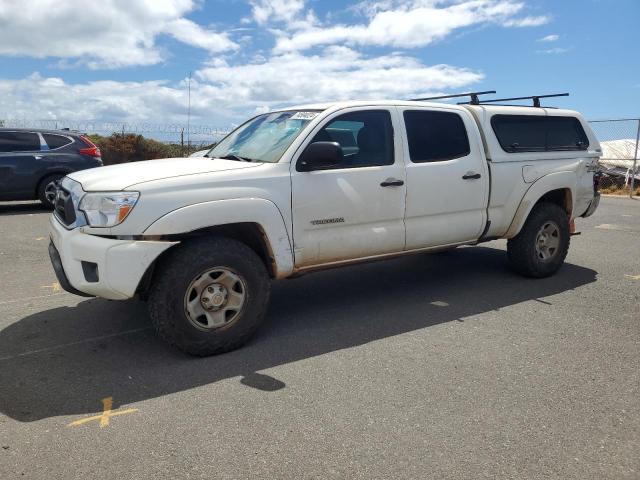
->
left=53, top=187, right=76, bottom=226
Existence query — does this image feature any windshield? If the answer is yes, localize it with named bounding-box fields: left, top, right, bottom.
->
left=208, top=110, right=320, bottom=163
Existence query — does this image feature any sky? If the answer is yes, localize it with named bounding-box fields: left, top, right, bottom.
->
left=0, top=0, right=638, bottom=130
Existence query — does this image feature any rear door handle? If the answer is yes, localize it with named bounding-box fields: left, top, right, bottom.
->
left=462, top=172, right=481, bottom=180
left=380, top=178, right=404, bottom=187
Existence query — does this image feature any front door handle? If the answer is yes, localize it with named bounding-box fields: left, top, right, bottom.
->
left=462, top=172, right=481, bottom=180
left=380, top=178, right=404, bottom=187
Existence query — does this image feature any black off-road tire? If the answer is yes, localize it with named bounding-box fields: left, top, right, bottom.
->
left=37, top=174, right=64, bottom=209
left=507, top=202, right=570, bottom=278
left=148, top=237, right=271, bottom=356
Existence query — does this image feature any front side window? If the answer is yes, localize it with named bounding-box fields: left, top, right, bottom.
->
left=0, top=132, right=40, bottom=153
left=491, top=115, right=589, bottom=153
left=309, top=110, right=394, bottom=168
left=403, top=110, right=470, bottom=163
left=208, top=110, right=321, bottom=163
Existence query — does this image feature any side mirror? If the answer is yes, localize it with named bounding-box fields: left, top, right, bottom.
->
left=298, top=141, right=344, bottom=172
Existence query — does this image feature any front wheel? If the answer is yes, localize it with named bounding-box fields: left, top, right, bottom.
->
left=148, top=237, right=271, bottom=356
left=37, top=174, right=64, bottom=209
left=507, top=202, right=570, bottom=278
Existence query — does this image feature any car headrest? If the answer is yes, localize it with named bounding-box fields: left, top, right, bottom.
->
left=357, top=125, right=385, bottom=153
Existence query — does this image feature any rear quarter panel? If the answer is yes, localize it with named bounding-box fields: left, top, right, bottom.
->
left=467, top=106, right=600, bottom=238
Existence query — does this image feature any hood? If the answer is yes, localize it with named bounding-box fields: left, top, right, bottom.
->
left=69, top=157, right=261, bottom=191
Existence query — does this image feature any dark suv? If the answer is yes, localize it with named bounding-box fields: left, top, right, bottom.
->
left=0, top=128, right=102, bottom=208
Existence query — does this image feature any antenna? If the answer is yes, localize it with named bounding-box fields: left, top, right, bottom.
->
left=458, top=93, right=569, bottom=108
left=410, top=91, right=496, bottom=105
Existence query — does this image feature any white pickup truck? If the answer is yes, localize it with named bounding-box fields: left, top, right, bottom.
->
left=48, top=99, right=601, bottom=355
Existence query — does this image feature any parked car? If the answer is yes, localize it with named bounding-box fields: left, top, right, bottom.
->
left=48, top=98, right=601, bottom=356
left=0, top=128, right=102, bottom=208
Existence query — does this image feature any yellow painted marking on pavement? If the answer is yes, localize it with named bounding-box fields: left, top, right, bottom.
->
left=625, top=274, right=640, bottom=280
left=67, top=397, right=138, bottom=428
left=35, top=237, right=46, bottom=241
left=100, top=397, right=113, bottom=427
left=595, top=224, right=625, bottom=231
left=41, top=282, right=61, bottom=292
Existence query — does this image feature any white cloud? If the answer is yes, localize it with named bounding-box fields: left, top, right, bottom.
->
left=165, top=18, right=238, bottom=53
left=537, top=34, right=559, bottom=42
left=0, top=0, right=554, bottom=129
left=271, top=0, right=551, bottom=52
left=503, top=15, right=550, bottom=27
left=537, top=47, right=569, bottom=55
left=0, top=0, right=237, bottom=68
left=249, top=0, right=316, bottom=28
left=196, top=46, right=483, bottom=105
left=0, top=48, right=483, bottom=126
left=0, top=73, right=198, bottom=123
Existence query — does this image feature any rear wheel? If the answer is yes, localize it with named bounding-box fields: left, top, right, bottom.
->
left=37, top=174, right=64, bottom=209
left=148, top=237, right=271, bottom=356
left=507, top=202, right=570, bottom=278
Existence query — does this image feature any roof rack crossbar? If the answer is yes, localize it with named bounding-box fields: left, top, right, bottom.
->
left=458, top=93, right=569, bottom=108
left=410, top=90, right=496, bottom=105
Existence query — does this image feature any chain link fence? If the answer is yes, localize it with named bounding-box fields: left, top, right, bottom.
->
left=588, top=118, right=640, bottom=196
left=0, top=118, right=231, bottom=144
left=0, top=118, right=231, bottom=161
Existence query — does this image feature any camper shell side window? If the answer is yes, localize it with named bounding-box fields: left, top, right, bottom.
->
left=491, top=115, right=589, bottom=153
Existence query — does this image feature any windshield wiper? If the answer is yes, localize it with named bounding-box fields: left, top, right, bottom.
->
left=218, top=154, right=254, bottom=162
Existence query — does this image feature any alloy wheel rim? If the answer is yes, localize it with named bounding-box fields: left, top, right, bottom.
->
left=44, top=181, right=58, bottom=204
left=184, top=268, right=247, bottom=331
left=534, top=221, right=561, bottom=261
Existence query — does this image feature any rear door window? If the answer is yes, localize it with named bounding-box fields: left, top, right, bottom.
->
left=491, top=115, right=589, bottom=153
left=0, top=132, right=40, bottom=153
left=403, top=110, right=470, bottom=162
left=43, top=134, right=73, bottom=150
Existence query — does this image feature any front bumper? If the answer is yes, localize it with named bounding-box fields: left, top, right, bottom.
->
left=580, top=193, right=601, bottom=218
left=48, top=214, right=177, bottom=300
left=48, top=241, right=94, bottom=297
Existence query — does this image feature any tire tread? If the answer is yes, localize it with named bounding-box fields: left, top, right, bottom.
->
left=148, top=237, right=270, bottom=356
left=507, top=202, right=570, bottom=278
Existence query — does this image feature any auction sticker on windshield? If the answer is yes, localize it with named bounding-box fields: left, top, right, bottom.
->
left=290, top=112, right=319, bottom=120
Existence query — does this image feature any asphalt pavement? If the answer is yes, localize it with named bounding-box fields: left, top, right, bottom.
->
left=0, top=196, right=638, bottom=479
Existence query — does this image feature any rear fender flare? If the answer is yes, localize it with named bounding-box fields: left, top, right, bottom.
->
left=505, top=172, right=575, bottom=238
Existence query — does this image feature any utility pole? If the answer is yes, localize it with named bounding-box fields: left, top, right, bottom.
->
left=187, top=72, right=191, bottom=153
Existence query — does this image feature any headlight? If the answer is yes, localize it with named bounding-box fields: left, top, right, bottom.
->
left=79, top=192, right=139, bottom=227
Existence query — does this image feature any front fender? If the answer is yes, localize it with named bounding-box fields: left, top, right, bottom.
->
left=143, top=198, right=294, bottom=278
left=505, top=171, right=575, bottom=238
